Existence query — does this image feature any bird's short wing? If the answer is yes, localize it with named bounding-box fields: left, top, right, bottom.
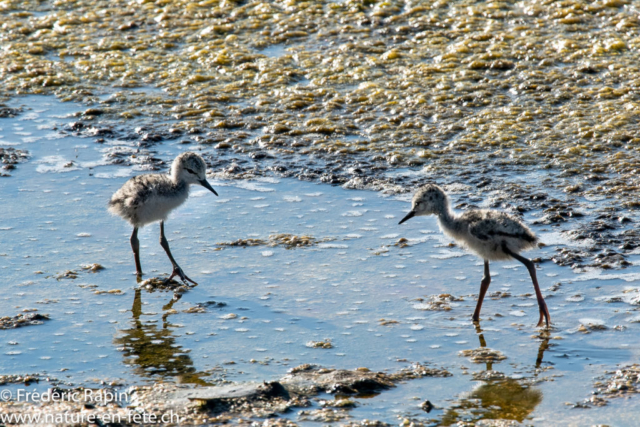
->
left=110, top=175, right=153, bottom=208
left=465, top=211, right=536, bottom=243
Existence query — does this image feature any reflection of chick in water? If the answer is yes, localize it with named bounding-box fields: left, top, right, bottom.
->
left=441, top=378, right=542, bottom=425
left=114, top=289, right=209, bottom=386
left=440, top=325, right=550, bottom=426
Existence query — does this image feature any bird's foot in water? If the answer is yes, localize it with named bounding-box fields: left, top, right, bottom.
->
left=536, top=300, right=551, bottom=328
left=165, top=265, right=198, bottom=287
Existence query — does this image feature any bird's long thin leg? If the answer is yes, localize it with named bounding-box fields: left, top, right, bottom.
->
left=159, top=221, right=198, bottom=286
left=472, top=261, right=491, bottom=322
left=130, top=227, right=142, bottom=278
left=502, top=243, right=551, bottom=327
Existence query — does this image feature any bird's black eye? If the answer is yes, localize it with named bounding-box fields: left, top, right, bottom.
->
left=186, top=168, right=197, bottom=175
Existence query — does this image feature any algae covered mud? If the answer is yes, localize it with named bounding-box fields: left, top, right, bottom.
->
left=1, top=0, right=640, bottom=425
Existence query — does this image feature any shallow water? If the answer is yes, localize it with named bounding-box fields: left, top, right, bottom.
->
left=2, top=96, right=640, bottom=425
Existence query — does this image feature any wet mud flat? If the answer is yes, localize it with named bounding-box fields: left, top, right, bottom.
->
left=0, top=364, right=451, bottom=425
left=2, top=100, right=640, bottom=425
left=4, top=94, right=640, bottom=271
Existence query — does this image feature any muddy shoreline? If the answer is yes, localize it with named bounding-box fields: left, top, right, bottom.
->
left=8, top=359, right=636, bottom=425
left=5, top=107, right=637, bottom=271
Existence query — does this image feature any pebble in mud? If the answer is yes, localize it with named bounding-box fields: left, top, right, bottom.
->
left=81, top=263, right=105, bottom=273
left=55, top=270, right=78, bottom=280
left=183, top=305, right=207, bottom=314
left=306, top=340, right=333, bottom=349
left=576, top=323, right=608, bottom=333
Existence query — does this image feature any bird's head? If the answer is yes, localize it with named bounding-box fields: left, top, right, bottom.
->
left=399, top=184, right=448, bottom=224
left=172, top=152, right=218, bottom=196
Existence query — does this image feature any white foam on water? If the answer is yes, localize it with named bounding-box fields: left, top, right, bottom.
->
left=430, top=250, right=467, bottom=259
left=234, top=181, right=276, bottom=192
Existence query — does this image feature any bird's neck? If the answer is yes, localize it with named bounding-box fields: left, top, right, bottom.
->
left=435, top=204, right=458, bottom=233
left=170, top=175, right=190, bottom=192
left=170, top=167, right=190, bottom=185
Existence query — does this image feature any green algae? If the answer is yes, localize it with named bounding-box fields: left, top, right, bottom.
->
left=0, top=0, right=639, bottom=186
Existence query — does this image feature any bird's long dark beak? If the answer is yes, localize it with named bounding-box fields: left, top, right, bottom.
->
left=200, top=179, right=218, bottom=196
left=398, top=210, right=415, bottom=225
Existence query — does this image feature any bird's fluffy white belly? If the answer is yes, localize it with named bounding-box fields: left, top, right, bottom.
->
left=465, top=234, right=535, bottom=261
left=136, top=193, right=188, bottom=226
left=464, top=238, right=510, bottom=261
